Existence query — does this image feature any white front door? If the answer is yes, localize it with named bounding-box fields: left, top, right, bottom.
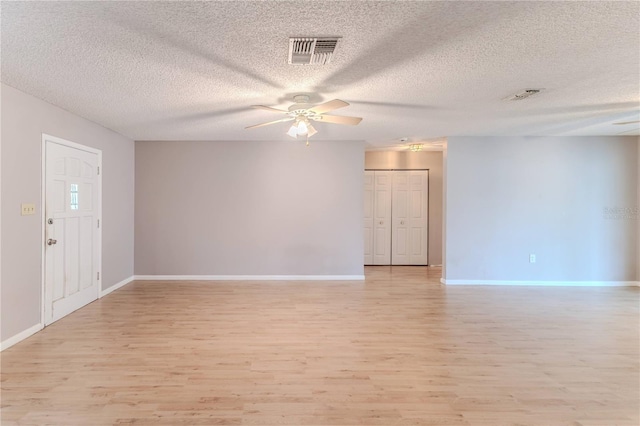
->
left=44, top=137, right=101, bottom=325
left=392, top=171, right=428, bottom=265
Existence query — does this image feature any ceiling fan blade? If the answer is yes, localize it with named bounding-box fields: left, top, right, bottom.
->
left=308, top=99, right=349, bottom=115
left=613, top=120, right=640, bottom=125
left=245, top=117, right=294, bottom=129
left=251, top=105, right=289, bottom=113
left=313, top=115, right=363, bottom=125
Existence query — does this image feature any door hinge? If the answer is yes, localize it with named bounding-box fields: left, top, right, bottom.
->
left=97, top=219, right=100, bottom=228
left=97, top=166, right=100, bottom=175
left=97, top=272, right=100, bottom=280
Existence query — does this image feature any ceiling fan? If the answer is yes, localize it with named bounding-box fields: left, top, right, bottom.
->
left=245, top=95, right=362, bottom=140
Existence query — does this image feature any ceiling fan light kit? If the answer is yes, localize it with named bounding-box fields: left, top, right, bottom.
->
left=246, top=94, right=363, bottom=144
left=306, top=123, right=318, bottom=137
left=286, top=125, right=300, bottom=138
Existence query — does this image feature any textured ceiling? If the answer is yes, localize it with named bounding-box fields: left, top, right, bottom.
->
left=2, top=1, right=639, bottom=147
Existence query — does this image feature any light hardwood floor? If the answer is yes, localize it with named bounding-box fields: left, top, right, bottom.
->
left=1, top=266, right=638, bottom=425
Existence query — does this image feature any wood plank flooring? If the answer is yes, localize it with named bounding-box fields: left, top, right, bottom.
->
left=1, top=266, right=638, bottom=425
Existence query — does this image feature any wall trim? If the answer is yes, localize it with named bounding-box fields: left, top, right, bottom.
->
left=100, top=275, right=135, bottom=297
left=1, top=323, right=44, bottom=352
left=134, top=275, right=365, bottom=281
left=441, top=278, right=640, bottom=286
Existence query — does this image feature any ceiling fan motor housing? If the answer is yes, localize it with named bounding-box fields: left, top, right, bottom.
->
left=288, top=95, right=312, bottom=113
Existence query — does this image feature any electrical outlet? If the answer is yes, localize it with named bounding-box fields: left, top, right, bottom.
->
left=529, top=254, right=536, bottom=263
left=21, top=203, right=36, bottom=216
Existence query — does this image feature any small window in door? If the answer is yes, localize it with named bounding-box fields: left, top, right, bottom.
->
left=70, top=184, right=79, bottom=210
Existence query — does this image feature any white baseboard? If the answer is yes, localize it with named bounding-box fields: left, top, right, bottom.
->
left=1, top=323, right=44, bottom=352
left=441, top=278, right=640, bottom=286
left=100, top=275, right=135, bottom=297
left=134, top=275, right=365, bottom=281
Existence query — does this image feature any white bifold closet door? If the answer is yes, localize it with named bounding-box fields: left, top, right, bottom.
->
left=363, top=170, right=428, bottom=265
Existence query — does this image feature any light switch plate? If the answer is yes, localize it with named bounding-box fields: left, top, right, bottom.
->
left=21, top=203, right=36, bottom=216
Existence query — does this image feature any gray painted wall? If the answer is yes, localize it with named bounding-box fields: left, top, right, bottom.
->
left=364, top=151, right=443, bottom=265
left=135, top=140, right=364, bottom=276
left=444, top=136, right=638, bottom=282
left=1, top=84, right=135, bottom=341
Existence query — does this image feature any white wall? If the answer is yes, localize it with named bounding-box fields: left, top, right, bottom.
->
left=444, top=136, right=638, bottom=283
left=135, top=140, right=364, bottom=277
left=1, top=84, right=135, bottom=343
left=364, top=151, right=443, bottom=265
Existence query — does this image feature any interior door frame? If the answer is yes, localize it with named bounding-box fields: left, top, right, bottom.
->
left=40, top=133, right=103, bottom=326
left=364, top=168, right=430, bottom=266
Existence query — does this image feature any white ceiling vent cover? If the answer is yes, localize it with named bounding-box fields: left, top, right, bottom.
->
left=288, top=37, right=340, bottom=65
left=503, top=89, right=543, bottom=101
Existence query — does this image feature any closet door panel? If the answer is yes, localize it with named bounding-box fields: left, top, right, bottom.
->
left=408, top=171, right=429, bottom=265
left=392, top=171, right=411, bottom=264
left=363, top=171, right=374, bottom=264
left=372, top=171, right=392, bottom=265
left=392, top=171, right=428, bottom=265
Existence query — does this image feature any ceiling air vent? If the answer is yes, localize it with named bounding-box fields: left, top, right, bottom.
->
left=288, top=37, right=340, bottom=65
left=503, top=89, right=543, bottom=101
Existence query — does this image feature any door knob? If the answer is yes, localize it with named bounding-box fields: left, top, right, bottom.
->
left=379, top=221, right=383, bottom=225
left=47, top=239, right=57, bottom=246
left=401, top=220, right=405, bottom=225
